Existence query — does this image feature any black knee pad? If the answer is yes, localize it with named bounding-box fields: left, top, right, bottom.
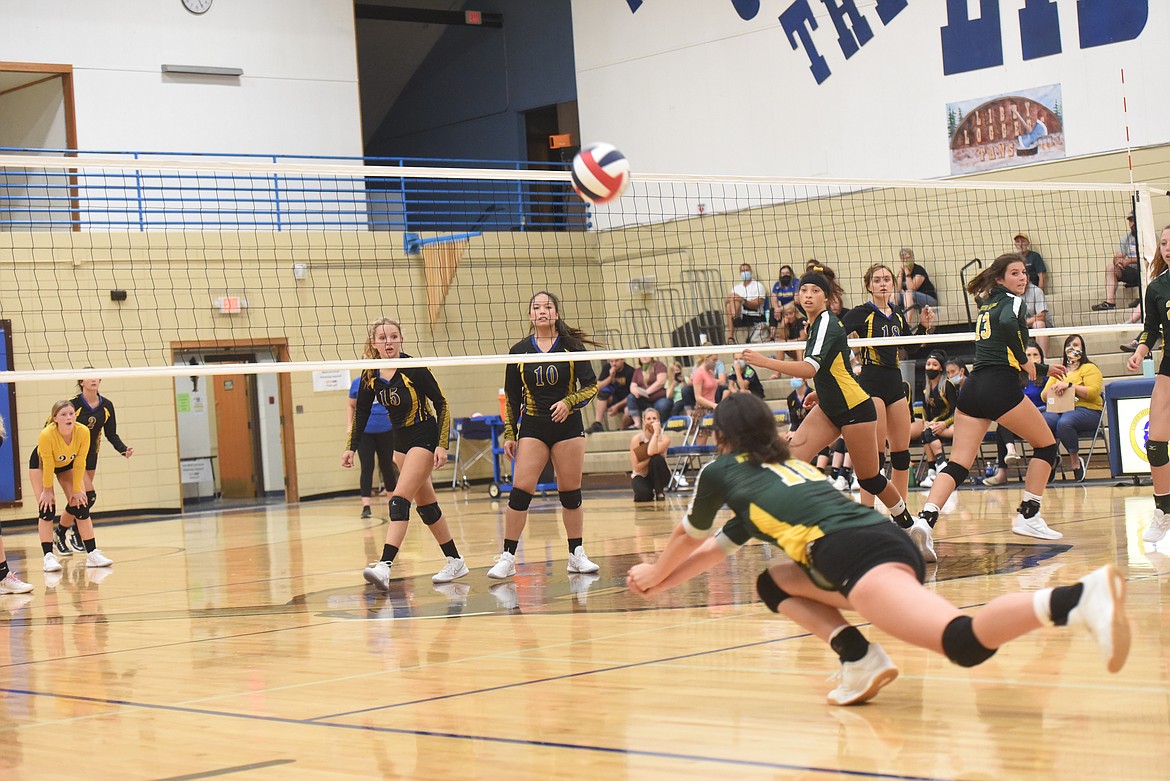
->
left=889, top=450, right=911, bottom=471
left=940, top=461, right=970, bottom=486
left=389, top=496, right=411, bottom=522
left=857, top=474, right=889, bottom=495
left=39, top=507, right=56, bottom=523
left=1033, top=442, right=1059, bottom=467
left=86, top=490, right=97, bottom=509
left=66, top=504, right=90, bottom=521
left=941, top=615, right=998, bottom=667
left=1148, top=440, right=1170, bottom=467
left=417, top=502, right=442, bottom=526
left=559, top=488, right=582, bottom=510
left=921, top=429, right=937, bottom=444
left=832, top=438, right=847, bottom=454
left=508, top=488, right=534, bottom=512
left=756, top=570, right=791, bottom=613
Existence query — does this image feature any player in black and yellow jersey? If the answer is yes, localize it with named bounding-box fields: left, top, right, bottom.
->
left=841, top=263, right=935, bottom=510
left=742, top=266, right=914, bottom=529
left=31, top=400, right=114, bottom=573
left=1129, top=224, right=1170, bottom=545
left=487, top=291, right=601, bottom=583
left=343, top=318, right=468, bottom=589
left=0, top=414, right=34, bottom=594
left=911, top=254, right=1067, bottom=561
left=626, top=394, right=1130, bottom=705
left=52, top=378, right=135, bottom=557
left=911, top=349, right=959, bottom=487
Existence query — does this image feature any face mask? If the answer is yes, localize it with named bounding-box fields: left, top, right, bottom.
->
left=925, top=369, right=941, bottom=380
left=948, top=375, right=963, bottom=387
left=741, top=271, right=752, bottom=281
left=790, top=378, right=803, bottom=390
left=780, top=274, right=792, bottom=286
left=1066, top=348, right=1082, bottom=359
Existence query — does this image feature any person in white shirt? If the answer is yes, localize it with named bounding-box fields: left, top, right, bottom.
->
left=1021, top=278, right=1051, bottom=354
left=724, top=262, right=768, bottom=343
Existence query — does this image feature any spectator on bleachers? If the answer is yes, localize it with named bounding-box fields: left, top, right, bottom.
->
left=724, top=262, right=768, bottom=343
left=1091, top=213, right=1139, bottom=311
left=912, top=350, right=957, bottom=488
left=665, top=361, right=692, bottom=417
left=1120, top=305, right=1145, bottom=352
left=630, top=408, right=671, bottom=502
left=770, top=264, right=798, bottom=319
left=786, top=376, right=811, bottom=431
left=627, top=352, right=671, bottom=428
left=1022, top=276, right=1051, bottom=354
left=728, top=353, right=765, bottom=398
left=1040, top=334, right=1104, bottom=482
left=897, top=248, right=938, bottom=327
left=984, top=340, right=1048, bottom=486
left=587, top=358, right=634, bottom=433
left=1014, top=232, right=1047, bottom=290
left=770, top=301, right=806, bottom=364
left=945, top=357, right=968, bottom=388
left=690, top=354, right=721, bottom=444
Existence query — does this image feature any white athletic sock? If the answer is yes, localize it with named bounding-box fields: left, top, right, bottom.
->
left=1032, top=587, right=1055, bottom=626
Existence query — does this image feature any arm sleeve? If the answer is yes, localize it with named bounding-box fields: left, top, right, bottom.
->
left=1006, top=297, right=1030, bottom=368
left=1139, top=286, right=1163, bottom=351
left=415, top=368, right=451, bottom=445
left=102, top=400, right=128, bottom=453
left=681, top=461, right=725, bottom=538
left=346, top=373, right=375, bottom=451
left=839, top=306, right=864, bottom=337
left=503, top=361, right=523, bottom=441
left=38, top=429, right=55, bottom=489
left=565, top=356, right=598, bottom=410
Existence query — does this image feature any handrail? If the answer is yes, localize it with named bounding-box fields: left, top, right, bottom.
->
left=959, top=257, right=983, bottom=327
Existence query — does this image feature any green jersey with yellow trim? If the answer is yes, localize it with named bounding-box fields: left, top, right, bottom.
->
left=683, top=453, right=888, bottom=567
left=803, top=310, right=870, bottom=417
left=972, top=286, right=1029, bottom=372
left=1138, top=270, right=1170, bottom=352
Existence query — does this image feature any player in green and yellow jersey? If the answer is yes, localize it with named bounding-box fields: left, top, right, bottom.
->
left=627, top=393, right=1130, bottom=706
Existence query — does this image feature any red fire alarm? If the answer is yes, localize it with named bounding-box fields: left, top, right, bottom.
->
left=465, top=10, right=482, bottom=24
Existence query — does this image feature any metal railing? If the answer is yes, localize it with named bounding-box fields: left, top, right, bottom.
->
left=0, top=146, right=587, bottom=233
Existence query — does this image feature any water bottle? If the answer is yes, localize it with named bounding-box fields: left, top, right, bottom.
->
left=1143, top=357, right=1155, bottom=379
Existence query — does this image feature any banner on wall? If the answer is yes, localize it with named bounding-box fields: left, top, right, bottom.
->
left=947, top=84, right=1066, bottom=175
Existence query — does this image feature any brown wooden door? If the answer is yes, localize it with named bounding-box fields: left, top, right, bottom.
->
left=213, top=374, right=257, bottom=498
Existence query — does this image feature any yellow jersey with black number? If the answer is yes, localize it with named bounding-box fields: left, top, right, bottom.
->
left=37, top=424, right=90, bottom=490
left=803, top=310, right=870, bottom=418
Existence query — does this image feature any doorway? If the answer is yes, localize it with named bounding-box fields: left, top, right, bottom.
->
left=522, top=100, right=585, bottom=230
left=172, top=340, right=297, bottom=507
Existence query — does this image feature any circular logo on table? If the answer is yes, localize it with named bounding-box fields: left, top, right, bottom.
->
left=1129, top=406, right=1151, bottom=463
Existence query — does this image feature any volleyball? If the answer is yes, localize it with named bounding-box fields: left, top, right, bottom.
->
left=571, top=143, right=630, bottom=205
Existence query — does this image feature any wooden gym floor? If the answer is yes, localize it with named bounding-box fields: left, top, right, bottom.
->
left=1, top=481, right=1168, bottom=780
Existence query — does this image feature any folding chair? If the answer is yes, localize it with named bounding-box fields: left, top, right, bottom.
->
left=450, top=416, right=494, bottom=488
left=667, top=413, right=718, bottom=490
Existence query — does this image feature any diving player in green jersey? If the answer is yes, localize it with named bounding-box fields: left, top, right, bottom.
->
left=741, top=265, right=915, bottom=529
left=627, top=393, right=1130, bottom=706
left=1129, top=224, right=1170, bottom=545
left=910, top=254, right=1067, bottom=560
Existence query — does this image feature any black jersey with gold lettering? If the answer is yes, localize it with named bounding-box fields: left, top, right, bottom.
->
left=840, top=302, right=910, bottom=369
left=503, top=335, right=598, bottom=441
left=70, top=393, right=128, bottom=461
left=347, top=355, right=450, bottom=451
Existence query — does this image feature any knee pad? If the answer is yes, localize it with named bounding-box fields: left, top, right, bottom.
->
left=857, top=474, right=889, bottom=495
left=559, top=488, right=583, bottom=510
left=417, top=502, right=442, bottom=526
left=1033, top=442, right=1059, bottom=467
left=940, top=461, right=970, bottom=486
left=889, top=450, right=911, bottom=471
left=921, top=429, right=937, bottom=444
left=1148, top=440, right=1170, bottom=467
left=389, top=496, right=411, bottom=522
left=941, top=615, right=998, bottom=667
left=66, top=504, right=90, bottom=521
left=508, top=488, right=534, bottom=512
left=38, top=506, right=56, bottom=523
left=756, top=570, right=791, bottom=613
left=832, top=438, right=847, bottom=454
left=86, top=490, right=97, bottom=509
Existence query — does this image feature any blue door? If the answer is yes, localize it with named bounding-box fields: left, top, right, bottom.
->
left=0, top=321, right=17, bottom=503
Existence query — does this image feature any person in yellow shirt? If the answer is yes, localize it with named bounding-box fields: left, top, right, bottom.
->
left=1041, top=334, right=1105, bottom=482
left=30, top=400, right=113, bottom=573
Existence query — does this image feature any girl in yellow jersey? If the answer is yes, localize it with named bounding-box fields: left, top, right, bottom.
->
left=30, top=401, right=113, bottom=573
left=0, top=415, right=34, bottom=593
